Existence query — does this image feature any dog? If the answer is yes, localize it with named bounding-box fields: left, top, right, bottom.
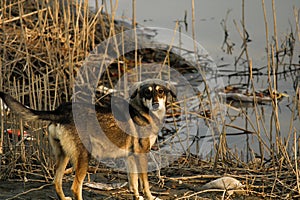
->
left=0, top=79, right=176, bottom=200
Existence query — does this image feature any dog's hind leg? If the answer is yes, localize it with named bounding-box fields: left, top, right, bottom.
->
left=54, top=153, right=71, bottom=200
left=49, top=138, right=71, bottom=199
left=71, top=150, right=89, bottom=200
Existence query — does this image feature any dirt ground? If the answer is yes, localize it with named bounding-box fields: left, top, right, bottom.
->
left=0, top=165, right=261, bottom=200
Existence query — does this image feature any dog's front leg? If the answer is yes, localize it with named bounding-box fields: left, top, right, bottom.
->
left=127, top=155, right=141, bottom=199
left=138, top=154, right=163, bottom=200
left=136, top=154, right=158, bottom=200
left=128, top=153, right=159, bottom=200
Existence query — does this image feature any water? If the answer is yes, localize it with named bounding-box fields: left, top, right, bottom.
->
left=90, top=0, right=300, bottom=63
left=87, top=0, right=300, bottom=161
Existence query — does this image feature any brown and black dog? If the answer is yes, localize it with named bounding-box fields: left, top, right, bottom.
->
left=0, top=79, right=176, bottom=200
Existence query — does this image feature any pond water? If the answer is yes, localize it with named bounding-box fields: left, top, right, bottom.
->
left=87, top=0, right=300, bottom=161
left=90, top=0, right=300, bottom=63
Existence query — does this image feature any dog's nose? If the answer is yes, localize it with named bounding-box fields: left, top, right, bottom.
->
left=152, top=103, right=160, bottom=110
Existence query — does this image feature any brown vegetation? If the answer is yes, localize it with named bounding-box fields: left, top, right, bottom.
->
left=0, top=0, right=299, bottom=199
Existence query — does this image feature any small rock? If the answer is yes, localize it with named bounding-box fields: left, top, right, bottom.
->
left=201, top=176, right=243, bottom=190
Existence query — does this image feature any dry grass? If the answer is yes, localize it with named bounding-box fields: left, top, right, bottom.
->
left=0, top=0, right=299, bottom=199
left=0, top=0, right=126, bottom=180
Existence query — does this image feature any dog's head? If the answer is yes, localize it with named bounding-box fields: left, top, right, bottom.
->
left=130, top=79, right=176, bottom=117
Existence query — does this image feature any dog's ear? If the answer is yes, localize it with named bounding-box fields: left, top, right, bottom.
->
left=129, top=82, right=141, bottom=99
left=130, top=89, right=138, bottom=99
left=166, top=82, right=177, bottom=98
left=111, top=96, right=131, bottom=122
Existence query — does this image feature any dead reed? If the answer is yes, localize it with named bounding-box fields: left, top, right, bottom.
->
left=0, top=0, right=299, bottom=199
left=0, top=0, right=121, bottom=180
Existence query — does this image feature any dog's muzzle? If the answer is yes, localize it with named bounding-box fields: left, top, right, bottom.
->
left=152, top=103, right=160, bottom=111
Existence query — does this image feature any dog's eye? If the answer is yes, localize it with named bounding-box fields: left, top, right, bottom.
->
left=144, top=88, right=152, bottom=97
left=157, top=89, right=164, bottom=95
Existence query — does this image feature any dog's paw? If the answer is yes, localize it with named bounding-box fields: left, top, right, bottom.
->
left=64, top=197, right=72, bottom=200
left=136, top=196, right=144, bottom=200
left=146, top=196, right=161, bottom=200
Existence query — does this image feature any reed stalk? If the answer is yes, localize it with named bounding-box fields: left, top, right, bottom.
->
left=0, top=0, right=299, bottom=199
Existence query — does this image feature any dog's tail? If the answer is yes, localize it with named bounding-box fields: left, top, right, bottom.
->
left=0, top=92, right=64, bottom=122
